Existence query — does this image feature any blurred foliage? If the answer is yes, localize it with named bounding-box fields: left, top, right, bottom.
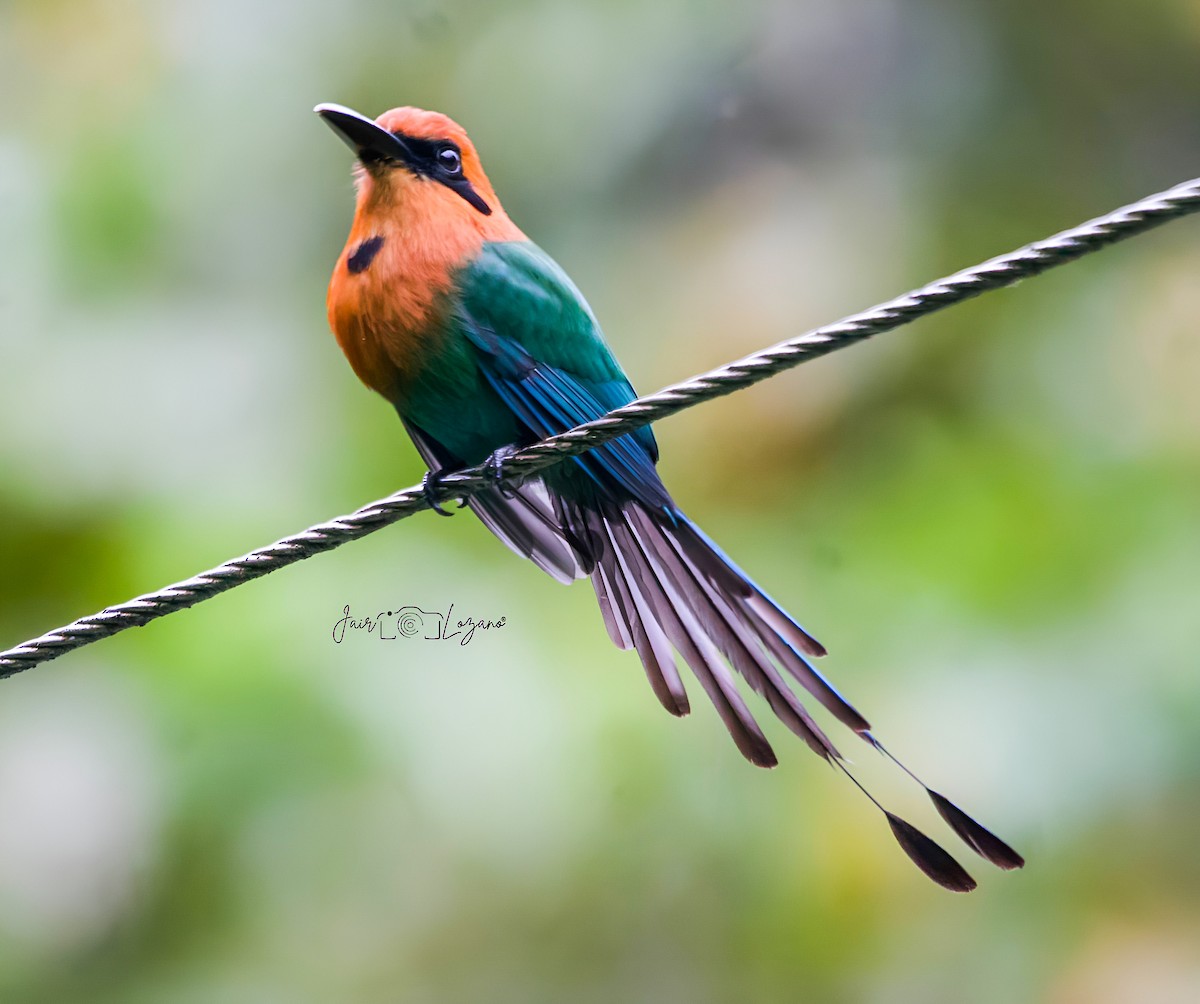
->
left=1, top=0, right=1199, bottom=1001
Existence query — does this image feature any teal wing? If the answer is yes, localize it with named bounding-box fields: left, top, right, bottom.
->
left=454, top=240, right=669, bottom=510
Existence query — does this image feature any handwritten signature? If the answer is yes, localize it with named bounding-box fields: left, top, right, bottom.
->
left=332, top=604, right=507, bottom=646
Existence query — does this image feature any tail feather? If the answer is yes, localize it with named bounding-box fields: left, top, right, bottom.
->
left=467, top=482, right=586, bottom=585
left=629, top=508, right=840, bottom=761
left=592, top=512, right=690, bottom=717
left=604, top=514, right=777, bottom=768
left=468, top=483, right=1022, bottom=890
left=668, top=519, right=826, bottom=656
left=672, top=520, right=870, bottom=733
left=591, top=551, right=635, bottom=650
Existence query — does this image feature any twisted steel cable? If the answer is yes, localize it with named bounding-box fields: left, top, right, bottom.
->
left=3, top=176, right=1199, bottom=678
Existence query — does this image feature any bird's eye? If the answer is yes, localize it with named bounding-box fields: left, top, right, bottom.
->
left=437, top=146, right=462, bottom=176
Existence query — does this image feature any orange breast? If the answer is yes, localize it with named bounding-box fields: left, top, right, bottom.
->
left=326, top=172, right=524, bottom=405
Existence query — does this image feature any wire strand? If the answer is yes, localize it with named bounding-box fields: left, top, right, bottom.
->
left=3, top=176, right=1199, bottom=678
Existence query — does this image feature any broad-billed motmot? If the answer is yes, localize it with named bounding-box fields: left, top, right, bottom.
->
left=317, top=102, right=1023, bottom=890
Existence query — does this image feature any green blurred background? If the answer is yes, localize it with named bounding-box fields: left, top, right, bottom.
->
left=2, top=1, right=1199, bottom=1001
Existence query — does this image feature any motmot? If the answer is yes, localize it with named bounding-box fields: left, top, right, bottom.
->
left=317, top=102, right=1023, bottom=890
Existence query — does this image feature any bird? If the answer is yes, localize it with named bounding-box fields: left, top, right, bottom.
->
left=316, top=101, right=1024, bottom=891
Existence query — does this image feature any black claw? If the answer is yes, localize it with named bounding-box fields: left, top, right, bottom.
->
left=421, top=470, right=456, bottom=517
left=485, top=445, right=520, bottom=500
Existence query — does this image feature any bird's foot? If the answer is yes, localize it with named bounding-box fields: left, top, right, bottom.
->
left=421, top=469, right=458, bottom=517
left=484, top=444, right=522, bottom=499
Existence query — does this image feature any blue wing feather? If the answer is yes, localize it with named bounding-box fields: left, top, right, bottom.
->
left=464, top=319, right=672, bottom=511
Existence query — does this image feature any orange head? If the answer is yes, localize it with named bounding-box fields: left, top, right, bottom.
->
left=316, top=103, right=521, bottom=240
left=317, top=103, right=524, bottom=400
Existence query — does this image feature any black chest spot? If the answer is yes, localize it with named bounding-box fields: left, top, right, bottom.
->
left=347, top=235, right=385, bottom=274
